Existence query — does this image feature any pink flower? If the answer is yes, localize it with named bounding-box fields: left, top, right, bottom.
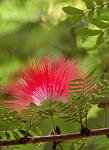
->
left=1, top=57, right=82, bottom=109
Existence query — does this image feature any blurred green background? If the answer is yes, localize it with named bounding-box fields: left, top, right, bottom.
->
left=1, top=0, right=109, bottom=81
left=0, top=0, right=109, bottom=149
left=0, top=0, right=90, bottom=83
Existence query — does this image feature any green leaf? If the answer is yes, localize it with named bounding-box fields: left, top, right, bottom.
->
left=1, top=133, right=7, bottom=140
left=95, top=0, right=103, bottom=5
left=28, top=130, right=36, bottom=136
left=70, top=15, right=83, bottom=26
left=91, top=19, right=109, bottom=29
left=5, top=132, right=10, bottom=140
left=96, top=32, right=104, bottom=45
left=98, top=15, right=109, bottom=21
left=96, top=6, right=103, bottom=17
left=8, top=132, right=15, bottom=140
left=63, top=6, right=83, bottom=15
left=13, top=130, right=24, bottom=138
left=68, top=83, right=84, bottom=86
left=84, top=0, right=94, bottom=9
left=88, top=10, right=94, bottom=19
left=70, top=79, right=84, bottom=82
left=76, top=28, right=101, bottom=36
left=36, top=127, right=42, bottom=136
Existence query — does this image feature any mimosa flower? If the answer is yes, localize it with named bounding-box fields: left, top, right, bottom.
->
left=1, top=57, right=82, bottom=109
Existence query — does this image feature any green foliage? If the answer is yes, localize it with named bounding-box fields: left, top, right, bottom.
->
left=0, top=78, right=109, bottom=149
left=98, top=15, right=109, bottom=21
left=76, top=28, right=101, bottom=36
left=56, top=93, right=91, bottom=123
left=73, top=136, right=109, bottom=150
left=0, top=106, right=43, bottom=141
left=2, top=144, right=40, bottom=150
left=63, top=6, right=84, bottom=16
left=68, top=75, right=96, bottom=95
left=92, top=73, right=109, bottom=104
left=63, top=0, right=109, bottom=45
left=84, top=0, right=95, bottom=9
left=96, top=5, right=104, bottom=17
left=95, top=0, right=104, bottom=5
left=90, top=19, right=109, bottom=29
left=96, top=32, right=104, bottom=45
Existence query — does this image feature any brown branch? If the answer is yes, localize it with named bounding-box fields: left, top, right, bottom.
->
left=0, top=128, right=109, bottom=146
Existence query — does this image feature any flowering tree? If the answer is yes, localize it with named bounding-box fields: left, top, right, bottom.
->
left=0, top=56, right=109, bottom=150
left=0, top=0, right=109, bottom=150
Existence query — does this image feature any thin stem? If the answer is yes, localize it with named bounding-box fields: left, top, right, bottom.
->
left=50, top=113, right=56, bottom=135
left=80, top=117, right=84, bottom=130
left=85, top=115, right=88, bottom=128
left=26, top=110, right=36, bottom=135
left=104, top=103, right=107, bottom=128
left=50, top=112, right=63, bottom=150
left=50, top=111, right=57, bottom=150
left=58, top=143, right=64, bottom=150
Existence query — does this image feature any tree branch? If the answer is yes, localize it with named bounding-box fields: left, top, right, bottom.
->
left=0, top=128, right=109, bottom=146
